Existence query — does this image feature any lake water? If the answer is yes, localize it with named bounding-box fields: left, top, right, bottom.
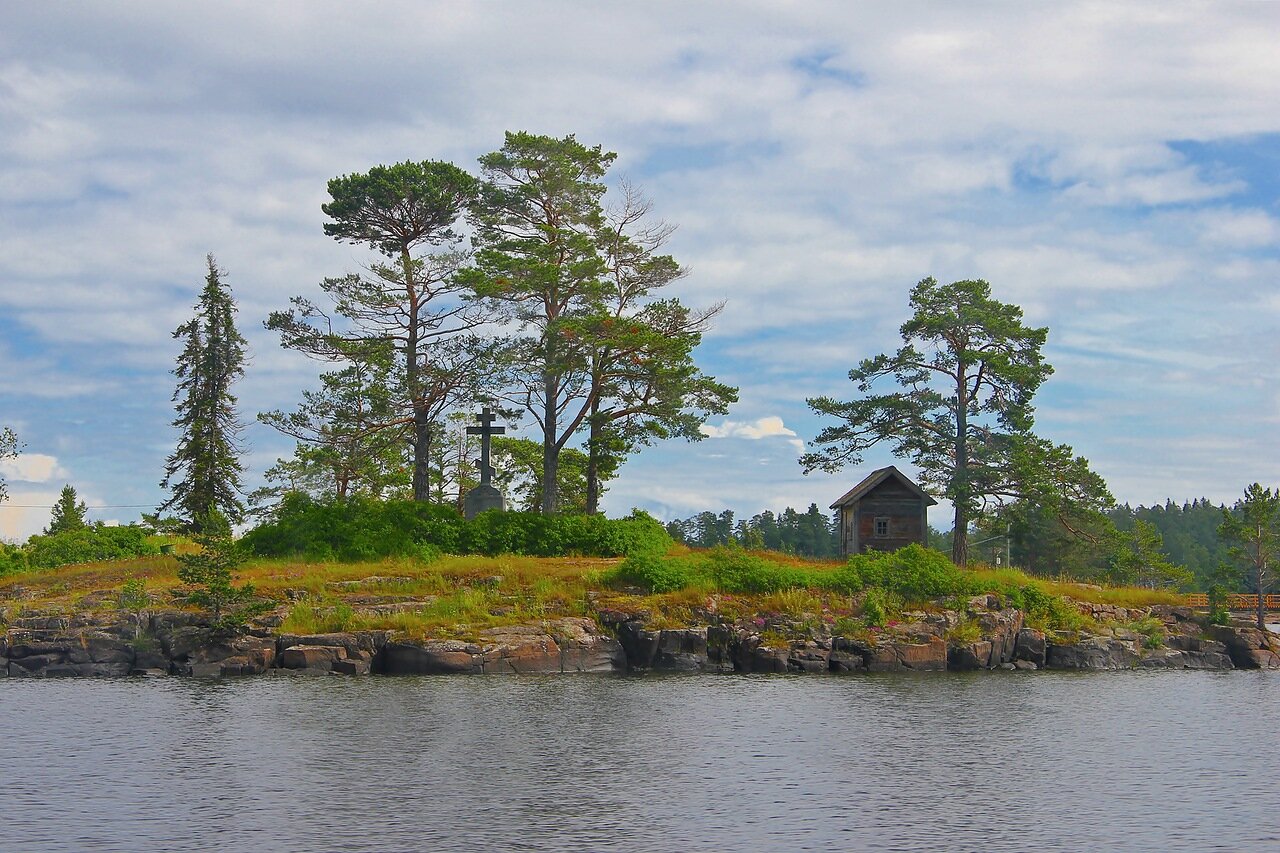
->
left=2, top=671, right=1276, bottom=852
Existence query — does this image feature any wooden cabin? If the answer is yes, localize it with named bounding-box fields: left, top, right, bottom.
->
left=830, top=466, right=937, bottom=556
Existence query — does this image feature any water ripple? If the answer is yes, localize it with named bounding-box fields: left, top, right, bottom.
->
left=0, top=671, right=1275, bottom=852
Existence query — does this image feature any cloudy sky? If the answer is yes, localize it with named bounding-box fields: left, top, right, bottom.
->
left=2, top=2, right=1279, bottom=540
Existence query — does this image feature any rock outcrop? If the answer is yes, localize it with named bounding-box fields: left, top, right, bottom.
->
left=3, top=597, right=1273, bottom=677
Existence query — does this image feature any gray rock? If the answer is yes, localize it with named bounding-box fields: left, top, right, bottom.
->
left=382, top=640, right=482, bottom=674
left=1046, top=636, right=1140, bottom=670
left=948, top=641, right=993, bottom=671
left=1014, top=628, right=1047, bottom=666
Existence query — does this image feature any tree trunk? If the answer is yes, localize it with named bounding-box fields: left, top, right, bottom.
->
left=585, top=404, right=602, bottom=515
left=951, top=365, right=970, bottom=567
left=541, top=371, right=558, bottom=514
left=1257, top=560, right=1267, bottom=631
left=412, top=409, right=431, bottom=501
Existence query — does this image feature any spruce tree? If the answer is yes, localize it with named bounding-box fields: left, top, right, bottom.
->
left=46, top=484, right=89, bottom=534
left=160, top=255, right=248, bottom=530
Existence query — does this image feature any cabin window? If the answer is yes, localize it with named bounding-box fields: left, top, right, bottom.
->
left=874, top=517, right=889, bottom=537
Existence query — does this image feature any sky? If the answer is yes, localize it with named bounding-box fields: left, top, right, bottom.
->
left=2, top=2, right=1279, bottom=541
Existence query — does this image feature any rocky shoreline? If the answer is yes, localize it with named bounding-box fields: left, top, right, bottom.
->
left=4, top=593, right=1279, bottom=678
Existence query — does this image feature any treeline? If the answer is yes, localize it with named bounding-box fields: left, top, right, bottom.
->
left=970, top=496, right=1256, bottom=592
left=664, top=504, right=841, bottom=558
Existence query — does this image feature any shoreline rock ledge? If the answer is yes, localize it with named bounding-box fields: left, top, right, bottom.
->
left=2, top=599, right=1276, bottom=678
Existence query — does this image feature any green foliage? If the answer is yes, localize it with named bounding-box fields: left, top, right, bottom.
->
left=1128, top=615, right=1167, bottom=650
left=0, top=541, right=29, bottom=576
left=1107, top=520, right=1193, bottom=589
left=176, top=512, right=266, bottom=628
left=160, top=255, right=248, bottom=529
left=803, top=276, right=1111, bottom=566
left=117, top=577, right=151, bottom=639
left=667, top=504, right=841, bottom=558
left=945, top=616, right=983, bottom=645
left=705, top=546, right=808, bottom=593
left=1109, top=498, right=1231, bottom=591
left=861, top=587, right=903, bottom=627
left=1206, top=583, right=1232, bottom=626
left=46, top=484, right=89, bottom=534
left=241, top=495, right=671, bottom=560
left=491, top=436, right=594, bottom=514
left=1217, top=483, right=1279, bottom=628
left=0, top=425, right=18, bottom=505
left=850, top=543, right=973, bottom=601
left=610, top=552, right=702, bottom=594
left=25, top=525, right=160, bottom=569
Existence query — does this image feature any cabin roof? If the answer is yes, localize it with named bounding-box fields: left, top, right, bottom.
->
left=829, top=465, right=938, bottom=509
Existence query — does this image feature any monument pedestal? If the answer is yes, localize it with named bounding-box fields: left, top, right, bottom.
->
left=464, top=483, right=505, bottom=519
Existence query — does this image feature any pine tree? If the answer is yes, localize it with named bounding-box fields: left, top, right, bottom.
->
left=46, top=484, right=89, bottom=534
left=159, top=255, right=248, bottom=530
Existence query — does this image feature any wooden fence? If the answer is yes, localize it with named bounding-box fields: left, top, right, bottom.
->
left=1184, top=593, right=1280, bottom=610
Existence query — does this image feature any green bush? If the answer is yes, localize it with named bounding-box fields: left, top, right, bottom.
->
left=25, top=525, right=160, bottom=569
left=241, top=495, right=672, bottom=560
left=851, top=544, right=973, bottom=601
left=812, top=562, right=863, bottom=594
left=0, top=541, right=29, bottom=575
left=610, top=553, right=704, bottom=593
left=861, top=587, right=903, bottom=627
left=706, top=546, right=807, bottom=593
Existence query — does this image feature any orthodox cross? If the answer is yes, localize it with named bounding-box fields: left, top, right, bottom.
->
left=466, top=407, right=506, bottom=486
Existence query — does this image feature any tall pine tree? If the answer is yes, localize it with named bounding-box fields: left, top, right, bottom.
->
left=46, top=484, right=89, bottom=534
left=160, top=255, right=247, bottom=530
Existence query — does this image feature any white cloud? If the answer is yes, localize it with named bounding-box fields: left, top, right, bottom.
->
left=700, top=416, right=805, bottom=452
left=0, top=453, right=66, bottom=484
left=2, top=3, right=1280, bottom=525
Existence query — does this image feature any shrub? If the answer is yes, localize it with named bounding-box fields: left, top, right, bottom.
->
left=0, top=542, right=28, bottom=575
left=242, top=495, right=672, bottom=560
left=851, top=544, right=972, bottom=601
left=706, top=546, right=807, bottom=593
left=25, top=525, right=160, bottom=569
left=609, top=553, right=703, bottom=593
left=812, top=562, right=863, bottom=594
left=945, top=617, right=983, bottom=645
left=861, top=587, right=903, bottom=627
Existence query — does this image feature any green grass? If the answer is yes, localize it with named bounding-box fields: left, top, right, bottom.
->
left=0, top=546, right=1196, bottom=642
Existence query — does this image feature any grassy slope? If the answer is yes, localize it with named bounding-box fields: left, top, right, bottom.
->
left=0, top=548, right=1185, bottom=642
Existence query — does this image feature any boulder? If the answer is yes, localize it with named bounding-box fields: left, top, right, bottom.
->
left=981, top=609, right=1025, bottom=664
left=280, top=644, right=347, bottom=671
left=654, top=628, right=711, bottom=671
left=612, top=622, right=661, bottom=670
left=948, top=640, right=993, bottom=671
left=829, top=636, right=872, bottom=672
left=787, top=642, right=830, bottom=673
left=382, top=640, right=482, bottom=674
left=479, top=624, right=566, bottom=673
left=1014, top=628, right=1047, bottom=666
left=1045, top=636, right=1140, bottom=670
left=868, top=636, right=947, bottom=672
left=179, top=634, right=276, bottom=677
left=549, top=618, right=626, bottom=673
left=1206, top=625, right=1280, bottom=669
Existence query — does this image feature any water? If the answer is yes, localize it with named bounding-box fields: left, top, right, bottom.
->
left=2, top=671, right=1276, bottom=852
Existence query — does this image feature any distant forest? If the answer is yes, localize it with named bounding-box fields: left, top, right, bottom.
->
left=667, top=498, right=1238, bottom=591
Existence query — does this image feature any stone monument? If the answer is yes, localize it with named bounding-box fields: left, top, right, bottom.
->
left=463, top=406, right=507, bottom=519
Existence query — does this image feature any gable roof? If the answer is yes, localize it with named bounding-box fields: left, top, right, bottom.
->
left=829, top=465, right=938, bottom=509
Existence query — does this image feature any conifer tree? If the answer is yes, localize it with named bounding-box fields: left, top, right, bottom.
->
left=160, top=255, right=248, bottom=530
left=46, top=484, right=89, bottom=534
